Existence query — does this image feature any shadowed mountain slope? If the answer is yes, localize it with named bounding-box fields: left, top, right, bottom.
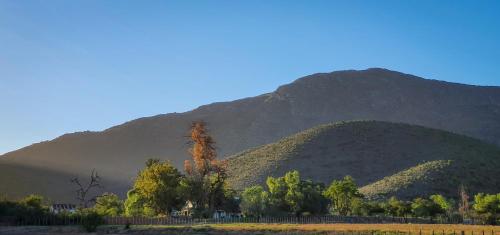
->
left=227, top=121, right=500, bottom=198
left=2, top=68, right=500, bottom=200
left=0, top=162, right=128, bottom=203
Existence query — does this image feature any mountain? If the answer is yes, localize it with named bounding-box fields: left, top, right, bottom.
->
left=227, top=121, right=500, bottom=198
left=2, top=68, right=500, bottom=201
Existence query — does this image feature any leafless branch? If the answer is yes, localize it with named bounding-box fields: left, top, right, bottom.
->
left=70, top=169, right=102, bottom=208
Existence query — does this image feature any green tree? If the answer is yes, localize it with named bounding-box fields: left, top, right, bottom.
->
left=133, top=160, right=183, bottom=215
left=430, top=194, right=453, bottom=216
left=384, top=197, right=411, bottom=217
left=299, top=180, right=328, bottom=215
left=366, top=201, right=386, bottom=216
left=145, top=158, right=161, bottom=167
left=351, top=198, right=370, bottom=216
left=283, top=171, right=304, bottom=215
left=123, top=189, right=155, bottom=217
left=178, top=177, right=202, bottom=209
left=240, top=185, right=268, bottom=217
left=473, top=193, right=500, bottom=225
left=19, top=194, right=48, bottom=217
left=411, top=197, right=441, bottom=218
left=352, top=200, right=386, bottom=216
left=93, top=193, right=124, bottom=216
left=265, top=171, right=328, bottom=216
left=323, top=176, right=362, bottom=215
left=20, top=194, right=44, bottom=209
left=266, top=175, right=289, bottom=214
left=219, top=187, right=240, bottom=213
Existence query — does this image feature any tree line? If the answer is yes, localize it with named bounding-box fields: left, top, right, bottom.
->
left=239, top=170, right=500, bottom=226
left=1, top=121, right=499, bottom=225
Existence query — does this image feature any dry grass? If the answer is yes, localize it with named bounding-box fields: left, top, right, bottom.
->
left=139, top=223, right=500, bottom=235
left=2, top=224, right=500, bottom=235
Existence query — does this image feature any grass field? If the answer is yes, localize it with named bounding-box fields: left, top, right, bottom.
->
left=1, top=224, right=499, bottom=235
left=131, top=223, right=500, bottom=235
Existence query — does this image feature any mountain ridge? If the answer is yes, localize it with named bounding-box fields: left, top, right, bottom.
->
left=2, top=68, right=500, bottom=201
left=3, top=68, right=498, bottom=158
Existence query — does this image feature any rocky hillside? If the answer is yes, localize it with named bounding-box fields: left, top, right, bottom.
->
left=227, top=121, right=500, bottom=198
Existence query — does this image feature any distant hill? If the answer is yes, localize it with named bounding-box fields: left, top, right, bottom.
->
left=360, top=157, right=500, bottom=200
left=2, top=68, right=500, bottom=201
left=227, top=121, right=500, bottom=198
left=359, top=160, right=452, bottom=199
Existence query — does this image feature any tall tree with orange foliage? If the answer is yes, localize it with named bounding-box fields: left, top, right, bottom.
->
left=183, top=121, right=229, bottom=217
left=185, top=121, right=217, bottom=178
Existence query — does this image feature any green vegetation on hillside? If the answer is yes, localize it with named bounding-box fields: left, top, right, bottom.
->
left=227, top=121, right=500, bottom=199
left=360, top=160, right=453, bottom=199
left=227, top=122, right=338, bottom=190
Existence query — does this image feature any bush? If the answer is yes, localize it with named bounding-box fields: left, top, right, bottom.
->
left=79, top=209, right=104, bottom=232
left=0, top=194, right=49, bottom=220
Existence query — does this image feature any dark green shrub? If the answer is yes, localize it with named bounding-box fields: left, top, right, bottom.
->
left=0, top=194, right=49, bottom=218
left=79, top=209, right=104, bottom=232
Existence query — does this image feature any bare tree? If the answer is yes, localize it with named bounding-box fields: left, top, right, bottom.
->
left=71, top=169, right=102, bottom=208
left=458, top=184, right=470, bottom=221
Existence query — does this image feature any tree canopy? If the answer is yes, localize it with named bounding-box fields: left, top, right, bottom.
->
left=323, top=175, right=362, bottom=215
left=252, top=171, right=328, bottom=216
left=93, top=193, right=124, bottom=216
left=240, top=185, right=268, bottom=217
left=473, top=193, right=500, bottom=225
left=133, top=160, right=183, bottom=215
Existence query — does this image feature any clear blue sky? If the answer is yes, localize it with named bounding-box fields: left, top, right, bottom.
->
left=1, top=0, right=500, bottom=154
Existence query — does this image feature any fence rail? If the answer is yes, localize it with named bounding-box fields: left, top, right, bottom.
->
left=0, top=215, right=469, bottom=226
left=103, top=215, right=438, bottom=225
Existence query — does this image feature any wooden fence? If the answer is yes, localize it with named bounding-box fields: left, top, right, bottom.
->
left=103, top=215, right=438, bottom=225
left=0, top=215, right=467, bottom=226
